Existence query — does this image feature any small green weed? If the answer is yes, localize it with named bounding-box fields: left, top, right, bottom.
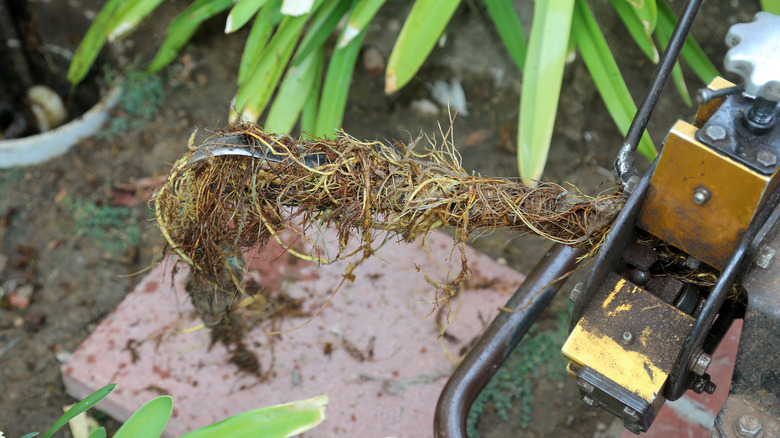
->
left=467, top=303, right=571, bottom=437
left=100, top=67, right=165, bottom=136
left=64, top=197, right=141, bottom=255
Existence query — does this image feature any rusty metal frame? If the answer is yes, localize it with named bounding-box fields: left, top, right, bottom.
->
left=433, top=244, right=584, bottom=438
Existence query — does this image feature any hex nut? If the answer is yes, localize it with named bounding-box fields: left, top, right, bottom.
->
left=582, top=395, right=600, bottom=408
left=569, top=282, right=583, bottom=303
left=736, top=415, right=763, bottom=438
left=756, top=150, right=778, bottom=167
left=705, top=124, right=728, bottom=141
left=692, top=352, right=712, bottom=376
left=755, top=245, right=776, bottom=269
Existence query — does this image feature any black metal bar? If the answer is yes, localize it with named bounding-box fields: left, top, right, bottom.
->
left=666, top=187, right=780, bottom=400
left=433, top=244, right=584, bottom=438
left=614, top=0, right=705, bottom=186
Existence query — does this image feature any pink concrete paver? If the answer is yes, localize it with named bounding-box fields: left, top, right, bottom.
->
left=621, top=320, right=742, bottom=438
left=62, top=231, right=525, bottom=437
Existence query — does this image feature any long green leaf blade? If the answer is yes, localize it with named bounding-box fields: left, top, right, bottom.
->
left=654, top=20, right=692, bottom=106
left=179, top=395, right=328, bottom=438
left=234, top=15, right=310, bottom=121
left=40, top=384, right=116, bottom=438
left=113, top=396, right=172, bottom=438
left=300, top=51, right=325, bottom=136
left=573, top=0, right=655, bottom=161
left=517, top=0, right=575, bottom=184
left=610, top=0, right=659, bottom=63
left=762, top=0, right=780, bottom=14
left=313, top=28, right=367, bottom=136
left=657, top=1, right=719, bottom=83
left=385, top=0, right=461, bottom=93
left=89, top=427, right=107, bottom=438
left=266, top=46, right=324, bottom=133
left=238, top=2, right=278, bottom=85
left=226, top=0, right=270, bottom=33
left=106, top=0, right=165, bottom=41
left=483, top=0, right=527, bottom=70
left=291, top=0, right=350, bottom=66
left=148, top=0, right=234, bottom=73
left=67, top=0, right=124, bottom=86
left=338, top=0, right=387, bottom=48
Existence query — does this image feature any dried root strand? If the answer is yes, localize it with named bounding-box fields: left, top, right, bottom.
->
left=154, top=123, right=624, bottom=293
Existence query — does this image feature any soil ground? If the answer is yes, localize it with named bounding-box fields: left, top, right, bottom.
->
left=0, top=0, right=756, bottom=437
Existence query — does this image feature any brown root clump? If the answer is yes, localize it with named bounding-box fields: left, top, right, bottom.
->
left=153, top=123, right=624, bottom=359
left=155, top=123, right=623, bottom=282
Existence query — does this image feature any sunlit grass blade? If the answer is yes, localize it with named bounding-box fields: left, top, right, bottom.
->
left=313, top=28, right=367, bottom=136
left=88, top=427, right=107, bottom=438
left=762, top=0, right=780, bottom=14
left=517, top=0, right=575, bottom=184
left=300, top=50, right=325, bottom=136
left=281, top=0, right=316, bottom=16
left=179, top=395, right=328, bottom=438
left=106, top=0, right=165, bottom=41
left=67, top=0, right=123, bottom=86
left=238, top=2, right=279, bottom=85
left=385, top=0, right=461, bottom=93
left=234, top=15, right=310, bottom=121
left=148, top=0, right=233, bottom=73
left=113, top=396, right=172, bottom=438
left=657, top=1, right=719, bottom=83
left=226, top=0, right=270, bottom=33
left=266, top=46, right=324, bottom=133
left=654, top=21, right=692, bottom=106
left=339, top=0, right=387, bottom=48
left=291, top=0, right=350, bottom=66
left=483, top=0, right=527, bottom=70
left=609, top=0, right=658, bottom=63
left=40, top=384, right=116, bottom=438
left=573, top=0, right=655, bottom=161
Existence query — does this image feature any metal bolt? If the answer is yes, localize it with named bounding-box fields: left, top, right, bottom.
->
left=691, top=352, right=712, bottom=375
left=629, top=268, right=649, bottom=285
left=756, top=150, right=778, bottom=167
left=736, top=415, right=763, bottom=438
left=704, top=124, right=727, bottom=141
left=622, top=331, right=634, bottom=345
left=569, top=282, right=583, bottom=303
left=582, top=395, right=600, bottom=408
left=578, top=378, right=595, bottom=393
left=693, top=186, right=711, bottom=204
left=623, top=175, right=641, bottom=197
left=755, top=245, right=776, bottom=269
left=623, top=406, right=641, bottom=421
left=685, top=256, right=702, bottom=270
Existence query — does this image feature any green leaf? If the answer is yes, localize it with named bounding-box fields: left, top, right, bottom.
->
left=385, top=0, right=462, bottom=93
left=572, top=0, right=656, bottom=162
left=516, top=0, right=575, bottom=184
left=67, top=0, right=124, bottom=86
left=313, top=28, right=367, bottom=137
left=300, top=51, right=325, bottom=136
left=291, top=0, right=351, bottom=66
left=654, top=19, right=692, bottom=106
left=761, top=0, right=780, bottom=14
left=610, top=0, right=659, bottom=63
left=40, top=384, right=117, bottom=438
left=338, top=0, right=387, bottom=48
left=234, top=15, right=311, bottom=121
left=226, top=0, right=270, bottom=33
left=657, top=1, right=719, bottom=84
left=266, top=46, right=325, bottom=133
left=89, top=427, right=107, bottom=438
left=179, top=395, right=328, bottom=438
left=113, top=396, right=173, bottom=438
left=483, top=0, right=527, bottom=70
left=106, top=0, right=166, bottom=41
left=148, top=0, right=234, bottom=73
left=238, top=2, right=279, bottom=85
left=21, top=434, right=39, bottom=438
